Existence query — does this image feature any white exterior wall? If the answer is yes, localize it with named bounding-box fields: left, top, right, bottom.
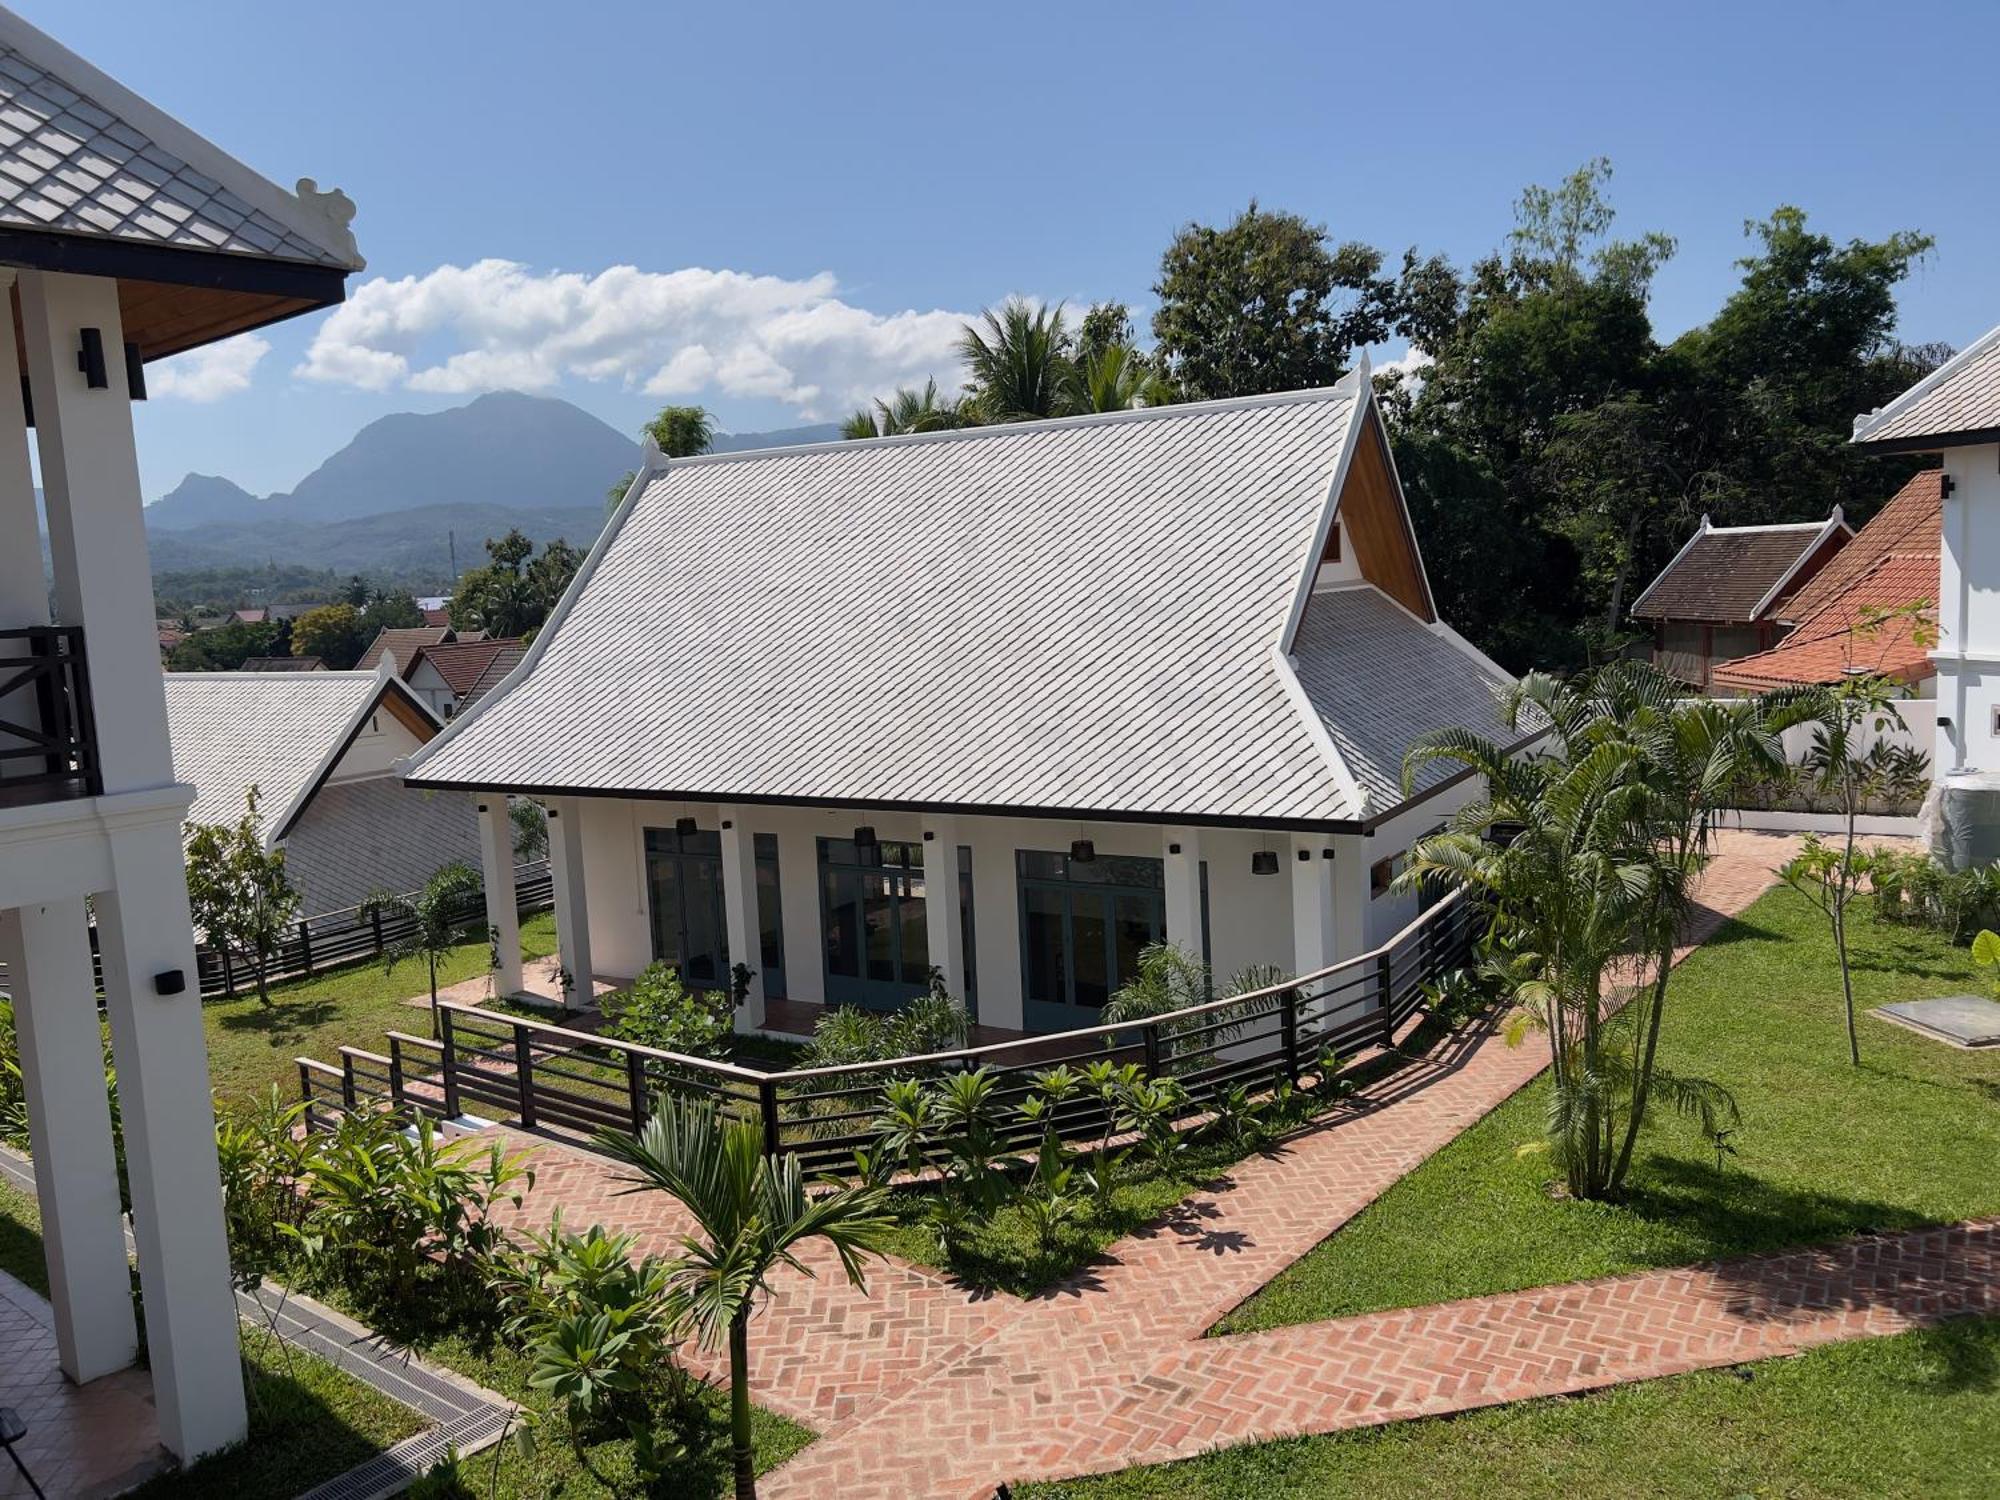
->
left=1934, top=442, right=2000, bottom=774
left=542, top=796, right=1466, bottom=1029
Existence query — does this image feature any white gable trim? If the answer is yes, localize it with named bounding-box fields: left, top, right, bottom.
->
left=1277, top=363, right=1370, bottom=656
left=1748, top=509, right=1852, bottom=622
left=1269, top=644, right=1372, bottom=818
left=269, top=678, right=441, bottom=846
left=1852, top=321, right=2000, bottom=444
left=0, top=5, right=363, bottom=268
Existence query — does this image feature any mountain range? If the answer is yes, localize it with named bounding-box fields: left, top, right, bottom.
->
left=145, top=393, right=841, bottom=583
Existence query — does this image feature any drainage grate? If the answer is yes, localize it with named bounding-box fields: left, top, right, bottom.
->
left=295, top=1408, right=512, bottom=1500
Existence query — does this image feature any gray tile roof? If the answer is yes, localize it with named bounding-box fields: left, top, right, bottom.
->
left=1289, top=586, right=1522, bottom=807
left=1853, top=325, right=2000, bottom=449
left=0, top=15, right=359, bottom=268
left=409, top=387, right=1514, bottom=827
left=165, top=671, right=384, bottom=839
left=1629, top=520, right=1840, bottom=624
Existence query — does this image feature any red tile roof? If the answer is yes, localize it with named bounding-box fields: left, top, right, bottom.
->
left=411, top=638, right=526, bottom=705
left=420, top=606, right=452, bottom=628
left=1710, top=554, right=1937, bottom=691
left=1778, top=470, right=1942, bottom=622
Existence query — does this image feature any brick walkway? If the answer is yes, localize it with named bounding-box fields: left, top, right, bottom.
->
left=475, top=830, right=1996, bottom=1497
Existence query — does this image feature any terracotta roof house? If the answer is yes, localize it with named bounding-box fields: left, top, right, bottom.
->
left=1710, top=472, right=1941, bottom=695
left=164, top=670, right=479, bottom=917
left=420, top=606, right=451, bottom=628
left=408, top=370, right=1539, bottom=1036
left=402, top=636, right=526, bottom=719
left=1629, top=511, right=1851, bottom=688
left=356, top=625, right=454, bottom=671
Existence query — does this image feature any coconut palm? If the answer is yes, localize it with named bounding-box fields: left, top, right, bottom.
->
left=1073, top=343, right=1173, bottom=413
left=594, top=1097, right=893, bottom=1500
left=1399, top=664, right=1741, bottom=1200
left=958, top=299, right=1078, bottom=422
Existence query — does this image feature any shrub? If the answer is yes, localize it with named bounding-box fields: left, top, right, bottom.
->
left=803, top=979, right=970, bottom=1069
left=606, top=962, right=734, bottom=1059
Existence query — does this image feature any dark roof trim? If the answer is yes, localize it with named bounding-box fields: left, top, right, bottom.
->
left=1852, top=427, right=2000, bottom=456
left=0, top=228, right=348, bottom=316
left=272, top=677, right=442, bottom=842
left=405, top=730, right=1546, bottom=838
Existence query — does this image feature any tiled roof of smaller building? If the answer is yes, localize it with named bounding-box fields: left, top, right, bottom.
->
left=1779, top=470, right=1942, bottom=622
left=1853, top=327, right=2000, bottom=450
left=413, top=638, right=526, bottom=704
left=1709, top=554, right=1937, bottom=692
left=165, top=671, right=385, bottom=837
left=359, top=626, right=455, bottom=672
left=1630, top=518, right=1843, bottom=624
left=240, top=655, right=325, bottom=672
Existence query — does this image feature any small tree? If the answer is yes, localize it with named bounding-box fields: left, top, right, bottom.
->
left=642, top=405, right=715, bottom=458
left=362, top=862, right=483, bottom=1037
left=184, top=784, right=301, bottom=1007
left=595, top=1097, right=893, bottom=1500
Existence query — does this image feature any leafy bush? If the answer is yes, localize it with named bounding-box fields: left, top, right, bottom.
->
left=606, top=962, right=735, bottom=1059
left=1867, top=851, right=2000, bottom=945
left=803, top=979, right=970, bottom=1068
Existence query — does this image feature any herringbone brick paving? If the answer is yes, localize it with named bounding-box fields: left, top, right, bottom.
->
left=472, top=832, right=1995, bottom=1497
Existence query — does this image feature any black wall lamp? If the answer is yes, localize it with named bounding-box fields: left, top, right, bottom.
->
left=125, top=341, right=146, bottom=401
left=77, top=327, right=107, bottom=389
left=153, top=968, right=186, bottom=996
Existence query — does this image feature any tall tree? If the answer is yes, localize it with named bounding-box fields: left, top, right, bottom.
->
left=184, top=784, right=301, bottom=1008
left=1152, top=202, right=1397, bottom=399
left=643, top=405, right=716, bottom=458
left=290, top=603, right=368, bottom=668
left=448, top=530, right=582, bottom=639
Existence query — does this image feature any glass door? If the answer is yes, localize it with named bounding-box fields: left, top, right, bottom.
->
left=643, top=827, right=786, bottom=996
left=1016, top=850, right=1165, bottom=1032
left=819, top=837, right=929, bottom=1010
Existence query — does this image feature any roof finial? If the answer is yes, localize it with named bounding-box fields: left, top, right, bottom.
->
left=294, top=179, right=363, bottom=268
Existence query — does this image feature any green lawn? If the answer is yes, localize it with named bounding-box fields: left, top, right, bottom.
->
left=0, top=1180, right=423, bottom=1500
left=1221, top=887, right=2000, bottom=1332
left=203, top=911, right=557, bottom=1107
left=1018, top=1315, right=2000, bottom=1500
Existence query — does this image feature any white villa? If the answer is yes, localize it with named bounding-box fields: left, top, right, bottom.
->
left=409, top=374, right=1538, bottom=1035
left=165, top=669, right=477, bottom=916
left=0, top=3, right=362, bottom=1472
left=1853, top=325, right=2000, bottom=778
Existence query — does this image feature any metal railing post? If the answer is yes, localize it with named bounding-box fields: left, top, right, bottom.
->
left=759, top=1078, right=781, bottom=1158
left=298, top=1060, right=318, bottom=1133
left=440, top=1007, right=462, bottom=1119
left=1378, top=952, right=1396, bottom=1048
left=1280, top=984, right=1301, bottom=1085
left=339, top=1052, right=358, bottom=1112
left=299, top=918, right=314, bottom=977
left=221, top=945, right=236, bottom=998
left=1141, top=1021, right=1162, bottom=1080
left=626, top=1051, right=648, bottom=1135
left=371, top=906, right=385, bottom=954
left=388, top=1036, right=406, bottom=1112
left=513, top=1023, right=537, bottom=1128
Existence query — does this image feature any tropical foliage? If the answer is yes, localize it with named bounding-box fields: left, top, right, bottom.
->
left=185, top=783, right=302, bottom=1007
left=360, top=861, right=485, bottom=1034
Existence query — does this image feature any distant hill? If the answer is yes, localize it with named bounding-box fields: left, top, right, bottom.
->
left=143, top=394, right=841, bottom=582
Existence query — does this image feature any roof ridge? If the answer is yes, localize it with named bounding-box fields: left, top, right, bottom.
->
left=1853, top=322, right=2000, bottom=443
left=656, top=378, right=1365, bottom=473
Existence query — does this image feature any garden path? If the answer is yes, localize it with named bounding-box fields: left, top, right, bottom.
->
left=477, top=831, right=1995, bottom=1498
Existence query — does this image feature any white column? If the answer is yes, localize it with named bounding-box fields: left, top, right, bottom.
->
left=1290, top=833, right=1338, bottom=980
left=920, top=817, right=965, bottom=1003
left=0, top=274, right=44, bottom=626
left=545, top=798, right=592, bottom=1009
left=970, top=836, right=1024, bottom=1031
left=94, top=816, right=246, bottom=1462
left=773, top=824, right=824, bottom=1006
left=0, top=902, right=138, bottom=1383
left=719, top=808, right=765, bottom=1031
left=18, top=271, right=171, bottom=797
left=1330, top=835, right=1370, bottom=962
left=474, top=796, right=523, bottom=995
left=1162, top=827, right=1204, bottom=963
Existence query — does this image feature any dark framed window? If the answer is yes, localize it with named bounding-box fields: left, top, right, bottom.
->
left=818, top=838, right=929, bottom=1009
left=1016, top=850, right=1164, bottom=1029
left=643, top=827, right=784, bottom=996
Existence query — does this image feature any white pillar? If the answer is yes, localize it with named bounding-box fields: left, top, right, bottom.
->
left=773, top=824, right=824, bottom=1006
left=921, top=817, right=965, bottom=1003
left=18, top=271, right=171, bottom=797
left=0, top=274, right=44, bottom=626
left=719, top=808, right=765, bottom=1031
left=0, top=901, right=138, bottom=1383
left=1290, top=833, right=1338, bottom=979
left=475, top=795, right=523, bottom=995
left=94, top=817, right=246, bottom=1462
left=1330, top=835, right=1370, bottom=962
left=545, top=798, right=592, bottom=1009
left=970, top=836, right=1023, bottom=1031
left=1163, top=827, right=1204, bottom=963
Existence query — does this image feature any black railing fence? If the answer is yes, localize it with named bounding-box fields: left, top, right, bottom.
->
left=0, top=625, right=99, bottom=805
left=300, top=891, right=1482, bottom=1173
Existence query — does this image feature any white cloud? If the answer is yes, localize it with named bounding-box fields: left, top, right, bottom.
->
left=150, top=333, right=270, bottom=401
left=295, top=259, right=977, bottom=418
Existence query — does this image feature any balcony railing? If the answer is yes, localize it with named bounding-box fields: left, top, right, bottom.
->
left=0, top=626, right=100, bottom=808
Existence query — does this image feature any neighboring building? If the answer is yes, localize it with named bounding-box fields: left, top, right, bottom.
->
left=400, top=636, right=525, bottom=719
left=1710, top=471, right=1942, bottom=699
left=420, top=605, right=452, bottom=627
left=408, top=372, right=1538, bottom=1036
left=356, top=623, right=484, bottom=672
left=165, top=671, right=477, bottom=917
left=240, top=654, right=327, bottom=672
left=1629, top=511, right=1851, bottom=688
left=0, top=1, right=362, bottom=1464
left=232, top=607, right=267, bottom=625
left=1853, top=332, right=2000, bottom=775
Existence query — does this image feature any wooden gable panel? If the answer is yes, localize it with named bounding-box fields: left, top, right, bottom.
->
left=1331, top=407, right=1433, bottom=621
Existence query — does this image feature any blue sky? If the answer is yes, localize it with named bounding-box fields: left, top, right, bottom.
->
left=26, top=0, right=2000, bottom=502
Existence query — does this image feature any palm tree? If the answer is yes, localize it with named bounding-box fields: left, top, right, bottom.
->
left=1399, top=665, right=1740, bottom=1200
left=1073, top=343, right=1174, bottom=413
left=958, top=299, right=1077, bottom=422
left=643, top=405, right=716, bottom=457
left=361, top=861, right=485, bottom=1038
left=843, top=378, right=979, bottom=439
left=594, top=1097, right=893, bottom=1500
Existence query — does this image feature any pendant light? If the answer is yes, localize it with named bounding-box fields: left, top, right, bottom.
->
left=1251, top=834, right=1278, bottom=876
left=674, top=816, right=698, bottom=837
